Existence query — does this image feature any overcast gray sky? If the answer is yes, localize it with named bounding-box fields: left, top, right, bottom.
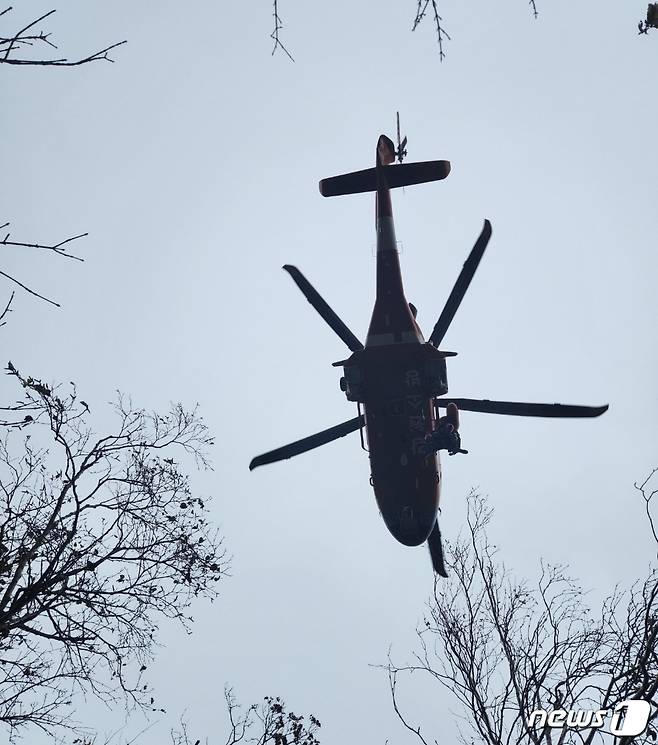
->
left=3, top=1, right=658, bottom=743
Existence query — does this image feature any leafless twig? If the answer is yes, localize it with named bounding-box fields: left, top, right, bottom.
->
left=387, top=663, right=434, bottom=745
left=0, top=224, right=87, bottom=309
left=271, top=0, right=294, bottom=62
left=0, top=293, right=13, bottom=327
left=0, top=7, right=126, bottom=66
left=412, top=0, right=451, bottom=61
left=0, top=269, right=59, bottom=307
left=1, top=223, right=86, bottom=262
left=635, top=468, right=658, bottom=549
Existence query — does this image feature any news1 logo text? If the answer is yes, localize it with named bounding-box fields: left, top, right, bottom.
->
left=527, top=700, right=652, bottom=737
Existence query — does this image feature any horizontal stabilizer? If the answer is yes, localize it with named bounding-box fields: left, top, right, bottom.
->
left=319, top=160, right=451, bottom=197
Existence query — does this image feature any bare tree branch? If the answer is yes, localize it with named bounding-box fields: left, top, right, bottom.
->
left=0, top=269, right=59, bottom=308
left=410, top=0, right=538, bottom=60
left=0, top=223, right=87, bottom=310
left=0, top=293, right=13, bottom=327
left=271, top=1, right=294, bottom=62
left=265, top=0, right=548, bottom=61
left=635, top=469, right=658, bottom=550
left=1, top=224, right=86, bottom=262
left=412, top=1, right=451, bottom=61
left=0, top=8, right=125, bottom=67
left=387, top=663, right=434, bottom=745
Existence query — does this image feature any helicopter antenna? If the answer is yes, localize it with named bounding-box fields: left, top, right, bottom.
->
left=395, top=111, right=408, bottom=163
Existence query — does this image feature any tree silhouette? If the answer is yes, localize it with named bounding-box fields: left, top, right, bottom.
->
left=0, top=364, right=227, bottom=741
left=386, top=476, right=658, bottom=745
left=169, top=688, right=321, bottom=745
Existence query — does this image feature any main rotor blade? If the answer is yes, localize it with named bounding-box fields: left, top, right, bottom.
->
left=428, top=219, right=492, bottom=347
left=249, top=415, right=365, bottom=471
left=282, top=265, right=364, bottom=352
left=436, top=398, right=609, bottom=418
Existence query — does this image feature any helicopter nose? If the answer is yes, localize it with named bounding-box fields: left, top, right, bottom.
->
left=394, top=504, right=435, bottom=546
left=399, top=506, right=419, bottom=539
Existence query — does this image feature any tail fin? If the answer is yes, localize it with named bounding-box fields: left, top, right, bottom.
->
left=377, top=134, right=396, bottom=166
left=320, top=160, right=451, bottom=198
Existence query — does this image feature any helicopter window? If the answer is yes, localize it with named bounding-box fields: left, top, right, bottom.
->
left=425, top=357, right=448, bottom=396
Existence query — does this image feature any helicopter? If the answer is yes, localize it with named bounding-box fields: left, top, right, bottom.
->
left=249, top=131, right=608, bottom=576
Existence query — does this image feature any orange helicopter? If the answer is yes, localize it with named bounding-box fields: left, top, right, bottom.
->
left=250, top=128, right=608, bottom=575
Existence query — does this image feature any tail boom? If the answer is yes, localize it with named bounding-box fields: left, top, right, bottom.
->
left=319, top=133, right=451, bottom=348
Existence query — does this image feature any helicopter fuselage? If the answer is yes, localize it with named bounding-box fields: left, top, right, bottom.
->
left=337, top=140, right=450, bottom=546
left=341, top=342, right=447, bottom=546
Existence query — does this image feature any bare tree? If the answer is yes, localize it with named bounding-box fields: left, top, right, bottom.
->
left=169, top=688, right=321, bottom=745
left=0, top=363, right=227, bottom=742
left=386, top=476, right=658, bottom=745
left=0, top=7, right=125, bottom=67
